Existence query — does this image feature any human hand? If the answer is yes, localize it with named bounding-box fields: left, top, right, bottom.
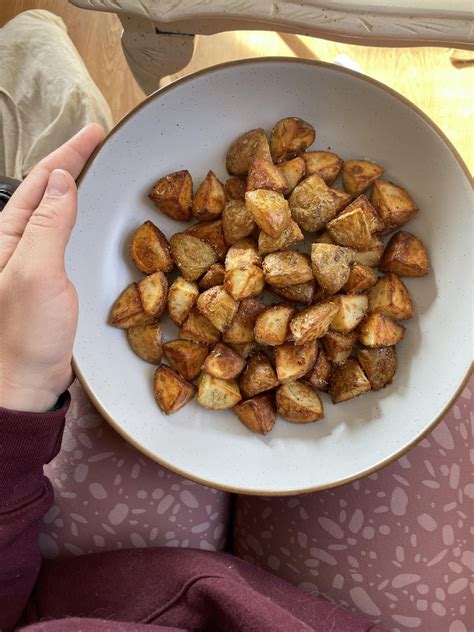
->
left=0, top=125, right=104, bottom=412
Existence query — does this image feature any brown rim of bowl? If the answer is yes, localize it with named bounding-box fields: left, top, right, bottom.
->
left=73, top=57, right=474, bottom=496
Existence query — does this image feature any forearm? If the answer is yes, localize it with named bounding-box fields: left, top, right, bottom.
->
left=0, top=394, right=69, bottom=631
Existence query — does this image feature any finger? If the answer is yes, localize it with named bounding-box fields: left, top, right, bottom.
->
left=0, top=124, right=103, bottom=271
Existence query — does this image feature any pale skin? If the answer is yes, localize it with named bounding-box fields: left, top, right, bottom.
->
left=0, top=125, right=104, bottom=413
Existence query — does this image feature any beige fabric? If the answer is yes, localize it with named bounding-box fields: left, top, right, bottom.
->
left=0, top=10, right=113, bottom=180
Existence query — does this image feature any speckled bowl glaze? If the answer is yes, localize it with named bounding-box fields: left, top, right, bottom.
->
left=67, top=59, right=472, bottom=495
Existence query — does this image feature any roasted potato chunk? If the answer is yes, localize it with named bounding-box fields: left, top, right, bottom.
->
left=223, top=298, right=265, bottom=344
left=247, top=156, right=287, bottom=193
left=329, top=358, right=371, bottom=404
left=225, top=176, right=246, bottom=201
left=202, top=343, right=246, bottom=380
left=255, top=303, right=297, bottom=346
left=192, top=170, right=226, bottom=221
left=303, top=348, right=331, bottom=392
left=330, top=294, right=369, bottom=333
left=245, top=189, right=291, bottom=239
left=163, top=339, right=209, bottom=381
left=239, top=351, right=279, bottom=398
left=278, top=157, right=306, bottom=195
left=326, top=206, right=374, bottom=250
left=289, top=174, right=337, bottom=233
left=270, top=117, right=315, bottom=163
left=154, top=365, right=195, bottom=414
left=137, top=271, right=168, bottom=318
left=109, top=283, right=154, bottom=329
left=274, top=340, right=318, bottom=383
left=179, top=308, right=220, bottom=344
left=197, top=373, right=242, bottom=409
left=149, top=170, right=193, bottom=221
left=222, top=200, right=256, bottom=245
left=196, top=285, right=238, bottom=332
left=229, top=342, right=258, bottom=358
left=234, top=394, right=276, bottom=435
left=342, top=160, right=384, bottom=197
left=127, top=324, right=162, bottom=364
left=224, top=265, right=265, bottom=300
left=342, top=263, right=377, bottom=294
left=225, top=238, right=261, bottom=269
left=340, top=195, right=385, bottom=233
left=271, top=280, right=315, bottom=305
left=226, top=128, right=270, bottom=175
left=263, top=251, right=313, bottom=288
left=289, top=302, right=339, bottom=345
left=368, top=272, right=413, bottom=320
left=331, top=188, right=352, bottom=213
left=357, top=346, right=397, bottom=391
left=130, top=221, right=173, bottom=274
left=167, top=277, right=199, bottom=326
left=311, top=243, right=353, bottom=295
left=302, top=151, right=343, bottom=185
left=352, top=238, right=384, bottom=266
left=185, top=219, right=227, bottom=260
left=379, top=231, right=430, bottom=277
left=276, top=381, right=323, bottom=423
left=358, top=313, right=405, bottom=347
left=199, top=263, right=225, bottom=289
left=370, top=180, right=417, bottom=230
left=257, top=219, right=304, bottom=255
left=170, top=233, right=217, bottom=281
left=322, top=330, right=358, bottom=365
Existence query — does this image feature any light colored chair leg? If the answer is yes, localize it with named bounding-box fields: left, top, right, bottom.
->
left=119, top=15, right=195, bottom=95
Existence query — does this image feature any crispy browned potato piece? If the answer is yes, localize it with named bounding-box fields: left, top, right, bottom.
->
left=263, top=251, right=313, bottom=288
left=289, top=302, right=339, bottom=345
left=303, top=348, right=331, bottom=391
left=302, top=151, right=343, bottom=185
left=342, top=263, right=377, bottom=294
left=185, top=219, right=227, bottom=260
left=149, top=170, right=193, bottom=221
left=311, top=243, right=353, bottom=295
left=254, top=303, right=297, bottom=346
left=331, top=188, right=352, bottom=213
left=226, top=128, right=269, bottom=175
left=170, top=233, right=217, bottom=281
left=276, top=381, right=323, bottom=423
left=137, top=271, right=168, bottom=318
left=202, top=343, right=246, bottom=379
left=245, top=189, right=291, bottom=239
left=270, top=117, right=315, bottom=163
left=222, top=200, right=256, bottom=245
left=357, top=346, right=397, bottom=391
left=271, top=280, right=315, bottom=305
left=329, top=358, right=371, bottom=404
left=326, top=206, right=374, bottom=250
left=225, top=176, right=247, bottom=201
left=229, top=342, right=258, bottom=358
left=224, top=265, right=265, bottom=300
left=196, top=285, right=238, bottom=332
left=330, top=294, right=369, bottom=333
left=274, top=341, right=318, bottom=383
left=379, top=231, right=430, bottom=277
left=368, top=272, right=413, bottom=320
left=352, top=238, right=384, bottom=266
left=225, top=238, right=261, bottom=269
left=234, top=394, right=276, bottom=435
left=130, top=221, right=173, bottom=274
left=289, top=174, right=337, bottom=232
left=127, top=324, right=162, bottom=364
left=370, top=180, right=417, bottom=230
left=223, top=298, right=265, bottom=344
left=278, top=157, right=306, bottom=195
left=199, top=263, right=225, bottom=290
left=342, top=160, right=384, bottom=197
left=162, top=339, right=209, bottom=381
left=109, top=283, right=154, bottom=329
left=167, top=277, right=199, bottom=326
left=192, top=170, right=226, bottom=221
left=322, top=330, right=358, bottom=365
left=358, top=313, right=405, bottom=347
left=154, top=365, right=195, bottom=414
left=197, top=373, right=242, bottom=409
left=179, top=308, right=220, bottom=344
left=258, top=219, right=304, bottom=255
left=247, top=156, right=287, bottom=193
left=239, top=351, right=279, bottom=398
left=340, top=195, right=385, bottom=233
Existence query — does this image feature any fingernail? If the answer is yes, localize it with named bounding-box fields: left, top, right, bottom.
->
left=46, top=170, right=69, bottom=197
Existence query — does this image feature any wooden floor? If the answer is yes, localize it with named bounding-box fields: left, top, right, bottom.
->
left=1, top=1, right=473, bottom=171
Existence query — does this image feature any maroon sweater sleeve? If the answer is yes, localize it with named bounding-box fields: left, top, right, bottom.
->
left=0, top=394, right=70, bottom=632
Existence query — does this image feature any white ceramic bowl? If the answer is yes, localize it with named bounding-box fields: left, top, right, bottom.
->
left=68, top=59, right=472, bottom=495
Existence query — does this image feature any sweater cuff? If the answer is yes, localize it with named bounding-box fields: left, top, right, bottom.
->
left=0, top=392, right=70, bottom=512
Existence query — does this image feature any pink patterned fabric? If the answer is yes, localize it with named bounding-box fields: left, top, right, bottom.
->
left=233, top=375, right=474, bottom=632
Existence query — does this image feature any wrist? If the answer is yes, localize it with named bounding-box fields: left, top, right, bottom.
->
left=0, top=380, right=59, bottom=413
